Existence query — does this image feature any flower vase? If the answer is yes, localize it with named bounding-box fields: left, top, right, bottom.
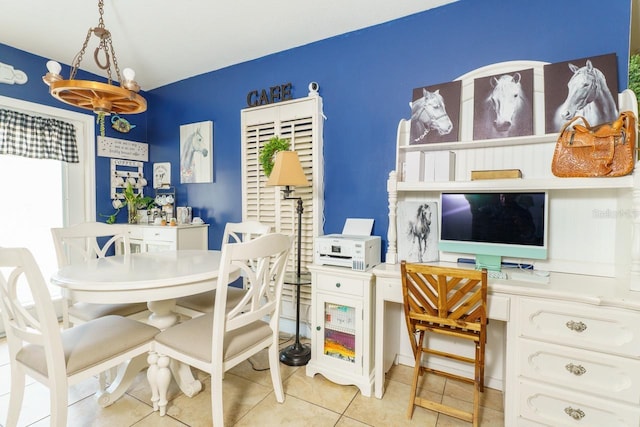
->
left=127, top=204, right=138, bottom=224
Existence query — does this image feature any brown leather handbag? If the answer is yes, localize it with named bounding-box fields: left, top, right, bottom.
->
left=551, top=111, right=637, bottom=177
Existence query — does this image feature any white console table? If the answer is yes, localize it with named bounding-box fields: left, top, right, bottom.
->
left=373, top=262, right=640, bottom=425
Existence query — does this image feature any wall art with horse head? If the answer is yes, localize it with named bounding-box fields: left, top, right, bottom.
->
left=544, top=53, right=619, bottom=134
left=397, top=201, right=439, bottom=263
left=180, top=120, right=213, bottom=184
left=410, top=80, right=461, bottom=145
left=473, top=68, right=534, bottom=140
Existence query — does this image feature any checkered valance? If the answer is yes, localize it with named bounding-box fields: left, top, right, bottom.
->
left=0, top=109, right=79, bottom=163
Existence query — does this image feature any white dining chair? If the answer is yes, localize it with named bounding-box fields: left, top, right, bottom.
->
left=51, top=222, right=148, bottom=327
left=0, top=247, right=160, bottom=427
left=174, top=220, right=271, bottom=317
left=151, top=232, right=292, bottom=423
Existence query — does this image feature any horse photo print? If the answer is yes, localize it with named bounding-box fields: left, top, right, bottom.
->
left=544, top=53, right=618, bottom=133
left=180, top=120, right=213, bottom=184
left=473, top=68, right=534, bottom=140
left=409, top=80, right=461, bottom=144
left=397, top=201, right=439, bottom=263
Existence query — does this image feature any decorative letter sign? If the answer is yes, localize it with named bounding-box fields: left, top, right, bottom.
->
left=246, top=83, right=293, bottom=107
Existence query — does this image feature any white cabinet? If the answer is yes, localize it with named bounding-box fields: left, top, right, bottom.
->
left=306, top=264, right=375, bottom=396
left=120, top=224, right=208, bottom=253
left=516, top=297, right=640, bottom=425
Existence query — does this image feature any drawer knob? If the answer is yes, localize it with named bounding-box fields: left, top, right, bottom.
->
left=335, top=282, right=341, bottom=288
left=565, top=363, right=587, bottom=376
left=564, top=406, right=585, bottom=420
left=565, top=320, right=587, bottom=333
left=316, top=326, right=321, bottom=331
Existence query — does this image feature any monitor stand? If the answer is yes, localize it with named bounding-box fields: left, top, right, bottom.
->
left=475, top=254, right=502, bottom=272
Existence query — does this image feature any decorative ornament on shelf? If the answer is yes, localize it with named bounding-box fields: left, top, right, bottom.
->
left=259, top=136, right=290, bottom=177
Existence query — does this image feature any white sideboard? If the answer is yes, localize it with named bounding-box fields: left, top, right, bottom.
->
left=119, top=224, right=209, bottom=253
left=378, top=60, right=640, bottom=425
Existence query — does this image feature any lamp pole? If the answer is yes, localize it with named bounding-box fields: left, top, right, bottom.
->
left=279, top=190, right=311, bottom=366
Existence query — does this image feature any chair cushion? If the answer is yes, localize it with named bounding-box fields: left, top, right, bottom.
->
left=69, top=302, right=148, bottom=322
left=16, top=315, right=159, bottom=377
left=155, top=312, right=272, bottom=363
left=175, top=287, right=247, bottom=314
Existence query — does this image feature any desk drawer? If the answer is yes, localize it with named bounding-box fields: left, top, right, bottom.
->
left=126, top=227, right=144, bottom=240
left=518, top=378, right=640, bottom=426
left=143, top=227, right=177, bottom=242
left=519, top=337, right=640, bottom=404
left=316, top=274, right=364, bottom=297
left=519, top=298, right=640, bottom=357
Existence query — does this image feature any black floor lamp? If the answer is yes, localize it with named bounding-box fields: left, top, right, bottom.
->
left=266, top=150, right=312, bottom=366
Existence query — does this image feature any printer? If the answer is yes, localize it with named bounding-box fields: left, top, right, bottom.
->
left=314, top=234, right=381, bottom=271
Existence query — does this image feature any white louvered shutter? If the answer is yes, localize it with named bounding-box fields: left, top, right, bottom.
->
left=241, top=94, right=324, bottom=323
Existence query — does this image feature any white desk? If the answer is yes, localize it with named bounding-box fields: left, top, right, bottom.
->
left=372, top=263, right=640, bottom=425
left=50, top=249, right=239, bottom=409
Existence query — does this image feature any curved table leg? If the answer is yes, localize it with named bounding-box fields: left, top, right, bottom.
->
left=96, top=353, right=149, bottom=407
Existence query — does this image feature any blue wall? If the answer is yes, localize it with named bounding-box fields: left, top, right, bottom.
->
left=1, top=0, right=632, bottom=254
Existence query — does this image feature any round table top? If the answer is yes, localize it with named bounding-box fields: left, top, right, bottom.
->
left=50, top=250, right=232, bottom=304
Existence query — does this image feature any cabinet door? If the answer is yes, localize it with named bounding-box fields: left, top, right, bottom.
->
left=314, top=292, right=363, bottom=375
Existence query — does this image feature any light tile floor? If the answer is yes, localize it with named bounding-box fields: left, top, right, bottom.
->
left=0, top=336, right=504, bottom=426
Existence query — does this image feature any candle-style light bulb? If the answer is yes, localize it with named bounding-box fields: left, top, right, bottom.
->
left=46, top=60, right=62, bottom=75
left=122, top=68, right=135, bottom=82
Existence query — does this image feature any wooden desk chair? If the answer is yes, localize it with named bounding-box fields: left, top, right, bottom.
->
left=51, top=222, right=147, bottom=327
left=175, top=220, right=271, bottom=317
left=152, top=233, right=292, bottom=423
left=0, top=247, right=159, bottom=427
left=400, top=261, right=488, bottom=427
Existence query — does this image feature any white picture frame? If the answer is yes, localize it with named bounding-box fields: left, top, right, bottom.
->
left=180, top=120, right=213, bottom=183
left=153, top=162, right=171, bottom=189
left=397, top=201, right=439, bottom=263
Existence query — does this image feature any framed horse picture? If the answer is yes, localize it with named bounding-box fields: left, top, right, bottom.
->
left=473, top=68, right=534, bottom=140
left=544, top=53, right=619, bottom=133
left=180, top=120, right=213, bottom=184
left=397, top=201, right=439, bottom=263
left=410, top=80, right=461, bottom=144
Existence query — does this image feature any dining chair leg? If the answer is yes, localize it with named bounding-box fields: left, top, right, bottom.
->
left=6, top=367, right=25, bottom=427
left=50, top=377, right=69, bottom=427
left=268, top=340, right=284, bottom=402
left=211, top=368, right=225, bottom=427
left=156, top=354, right=172, bottom=416
left=147, top=352, right=161, bottom=412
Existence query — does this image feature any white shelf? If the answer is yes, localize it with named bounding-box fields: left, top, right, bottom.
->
left=397, top=175, right=635, bottom=192
left=399, top=133, right=559, bottom=153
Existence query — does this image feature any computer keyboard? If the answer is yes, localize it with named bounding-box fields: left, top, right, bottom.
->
left=487, top=270, right=508, bottom=280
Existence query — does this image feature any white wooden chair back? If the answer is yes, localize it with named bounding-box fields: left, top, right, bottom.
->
left=213, top=233, right=292, bottom=364
left=222, top=221, right=271, bottom=247
left=51, top=222, right=130, bottom=267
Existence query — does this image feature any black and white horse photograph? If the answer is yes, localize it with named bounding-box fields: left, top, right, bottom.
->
left=180, top=121, right=213, bottom=184
left=544, top=53, right=619, bottom=133
left=473, top=68, right=534, bottom=140
left=397, top=201, right=439, bottom=263
left=409, top=80, right=461, bottom=144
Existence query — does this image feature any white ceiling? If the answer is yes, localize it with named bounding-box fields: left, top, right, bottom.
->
left=1, top=0, right=457, bottom=90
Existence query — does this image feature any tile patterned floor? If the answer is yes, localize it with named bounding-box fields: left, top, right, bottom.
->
left=0, top=336, right=504, bottom=426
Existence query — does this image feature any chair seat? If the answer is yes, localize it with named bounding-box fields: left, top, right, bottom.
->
left=155, top=312, right=272, bottom=363
left=68, top=302, right=148, bottom=322
left=175, top=287, right=247, bottom=314
left=16, top=315, right=159, bottom=377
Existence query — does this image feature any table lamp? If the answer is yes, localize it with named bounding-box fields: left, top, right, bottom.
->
left=266, top=150, right=312, bottom=365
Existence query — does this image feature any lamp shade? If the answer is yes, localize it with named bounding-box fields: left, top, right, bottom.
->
left=266, top=151, right=310, bottom=187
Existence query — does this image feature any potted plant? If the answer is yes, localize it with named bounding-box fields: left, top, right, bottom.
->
left=102, top=182, right=155, bottom=224
left=259, top=136, right=290, bottom=177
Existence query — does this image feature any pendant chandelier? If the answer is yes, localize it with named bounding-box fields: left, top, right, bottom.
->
left=42, top=0, right=146, bottom=115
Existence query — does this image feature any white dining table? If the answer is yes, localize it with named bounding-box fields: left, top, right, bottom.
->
left=50, top=249, right=239, bottom=409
